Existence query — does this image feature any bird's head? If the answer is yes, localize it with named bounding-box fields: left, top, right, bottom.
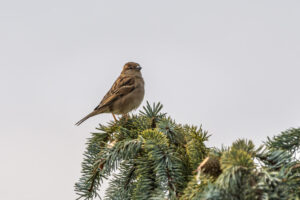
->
left=122, top=62, right=142, bottom=76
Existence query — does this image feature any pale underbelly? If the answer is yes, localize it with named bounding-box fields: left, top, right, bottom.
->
left=112, top=88, right=144, bottom=114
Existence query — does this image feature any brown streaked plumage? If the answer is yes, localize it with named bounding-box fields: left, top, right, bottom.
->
left=75, top=62, right=145, bottom=125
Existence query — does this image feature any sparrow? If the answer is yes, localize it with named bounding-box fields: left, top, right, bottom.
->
left=75, top=62, right=145, bottom=125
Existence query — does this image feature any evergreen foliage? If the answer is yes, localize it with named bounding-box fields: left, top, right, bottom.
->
left=75, top=102, right=300, bottom=200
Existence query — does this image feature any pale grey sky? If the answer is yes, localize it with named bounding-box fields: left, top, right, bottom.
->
left=1, top=1, right=299, bottom=199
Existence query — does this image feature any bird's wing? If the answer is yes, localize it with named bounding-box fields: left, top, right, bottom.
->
left=94, top=75, right=135, bottom=110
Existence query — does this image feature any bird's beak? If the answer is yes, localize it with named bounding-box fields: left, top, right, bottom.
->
left=137, top=66, right=142, bottom=71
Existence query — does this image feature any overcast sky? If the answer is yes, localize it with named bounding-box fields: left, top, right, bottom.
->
left=1, top=1, right=300, bottom=199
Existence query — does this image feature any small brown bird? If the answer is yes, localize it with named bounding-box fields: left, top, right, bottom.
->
left=75, top=62, right=145, bottom=125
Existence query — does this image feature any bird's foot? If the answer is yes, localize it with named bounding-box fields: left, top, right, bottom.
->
left=112, top=113, right=129, bottom=123
left=119, top=114, right=129, bottom=122
left=112, top=113, right=118, bottom=122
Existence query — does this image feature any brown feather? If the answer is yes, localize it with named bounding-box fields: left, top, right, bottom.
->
left=76, top=62, right=144, bottom=125
left=75, top=110, right=98, bottom=126
left=94, top=76, right=136, bottom=111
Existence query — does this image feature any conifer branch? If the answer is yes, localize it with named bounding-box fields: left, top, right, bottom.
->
left=75, top=103, right=300, bottom=200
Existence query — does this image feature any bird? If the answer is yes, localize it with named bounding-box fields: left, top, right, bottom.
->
left=75, top=62, right=145, bottom=126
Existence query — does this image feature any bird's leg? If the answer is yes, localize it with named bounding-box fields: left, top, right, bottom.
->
left=112, top=113, right=117, bottom=122
left=123, top=113, right=129, bottom=121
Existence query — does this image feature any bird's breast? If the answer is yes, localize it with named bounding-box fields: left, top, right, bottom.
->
left=113, top=84, right=144, bottom=114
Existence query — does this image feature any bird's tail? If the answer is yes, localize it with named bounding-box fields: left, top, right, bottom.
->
left=75, top=111, right=98, bottom=126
